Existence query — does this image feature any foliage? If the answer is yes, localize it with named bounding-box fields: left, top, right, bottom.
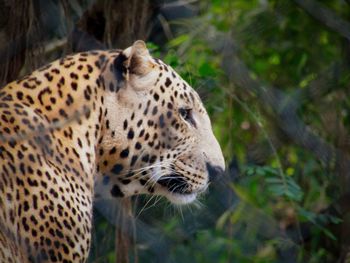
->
left=79, top=0, right=350, bottom=262
left=116, top=0, right=349, bottom=262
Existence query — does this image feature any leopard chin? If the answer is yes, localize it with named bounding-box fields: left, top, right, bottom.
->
left=165, top=192, right=198, bottom=205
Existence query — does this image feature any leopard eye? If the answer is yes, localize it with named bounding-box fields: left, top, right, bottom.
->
left=179, top=108, right=196, bottom=127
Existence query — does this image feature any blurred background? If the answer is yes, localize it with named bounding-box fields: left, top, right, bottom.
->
left=1, top=0, right=350, bottom=262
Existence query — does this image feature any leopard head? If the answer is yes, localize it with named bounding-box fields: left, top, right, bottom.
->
left=96, top=41, right=225, bottom=204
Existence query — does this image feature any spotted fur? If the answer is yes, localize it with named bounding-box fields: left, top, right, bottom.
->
left=0, top=41, right=224, bottom=262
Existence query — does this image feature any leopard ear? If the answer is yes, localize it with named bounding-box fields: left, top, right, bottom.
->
left=114, top=40, right=154, bottom=83
left=126, top=40, right=153, bottom=76
left=114, top=40, right=157, bottom=90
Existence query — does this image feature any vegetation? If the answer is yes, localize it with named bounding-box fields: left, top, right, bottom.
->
left=118, top=1, right=350, bottom=262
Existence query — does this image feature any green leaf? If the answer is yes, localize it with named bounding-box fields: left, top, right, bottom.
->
left=168, top=34, right=190, bottom=47
left=199, top=62, right=216, bottom=77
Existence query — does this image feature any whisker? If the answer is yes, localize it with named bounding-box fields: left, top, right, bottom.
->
left=178, top=205, right=184, bottom=221
left=136, top=195, right=163, bottom=217
left=169, top=181, right=188, bottom=195
left=136, top=194, right=157, bottom=218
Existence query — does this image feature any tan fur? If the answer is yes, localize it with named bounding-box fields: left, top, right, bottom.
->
left=0, top=41, right=224, bottom=262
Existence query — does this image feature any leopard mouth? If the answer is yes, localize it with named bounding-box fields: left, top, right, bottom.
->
left=157, top=174, right=190, bottom=194
left=156, top=173, right=200, bottom=204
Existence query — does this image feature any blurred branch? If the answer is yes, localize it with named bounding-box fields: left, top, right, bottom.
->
left=157, top=14, right=174, bottom=40
left=115, top=199, right=133, bottom=263
left=293, top=0, right=350, bottom=41
left=42, top=38, right=67, bottom=55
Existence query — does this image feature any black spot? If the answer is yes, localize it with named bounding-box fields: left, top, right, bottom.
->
left=25, top=96, right=34, bottom=105
left=120, top=148, right=129, bottom=158
left=84, top=92, right=91, bottom=101
left=59, top=77, right=65, bottom=85
left=44, top=73, right=53, bottom=81
left=144, top=133, right=150, bottom=141
left=135, top=142, right=142, bottom=150
left=59, top=109, right=68, bottom=118
left=121, top=179, right=131, bottom=185
left=165, top=77, right=172, bottom=87
left=62, top=244, right=69, bottom=254
left=130, top=155, right=138, bottom=166
left=153, top=93, right=159, bottom=101
left=71, top=82, right=78, bottom=90
left=127, top=129, right=134, bottom=139
left=51, top=68, right=60, bottom=74
left=111, top=184, right=124, bottom=197
left=2, top=94, right=13, bottom=101
left=65, top=94, right=74, bottom=106
left=109, top=147, right=117, bottom=154
left=17, top=91, right=23, bottom=100
left=140, top=178, right=147, bottom=185
left=139, top=129, right=145, bottom=137
left=56, top=229, right=64, bottom=238
left=70, top=72, right=78, bottom=80
left=38, top=87, right=52, bottom=105
left=87, top=65, right=93, bottom=73
left=159, top=114, right=165, bottom=128
left=141, top=154, right=149, bottom=163
left=152, top=106, right=158, bottom=115
left=149, top=155, right=157, bottom=163
left=123, top=120, right=128, bottom=130
left=18, top=151, right=24, bottom=159
left=109, top=82, right=115, bottom=92
left=28, top=154, right=35, bottom=162
left=111, top=164, right=123, bottom=174
left=23, top=201, right=29, bottom=211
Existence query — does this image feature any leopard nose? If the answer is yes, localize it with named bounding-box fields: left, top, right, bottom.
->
left=206, top=162, right=224, bottom=183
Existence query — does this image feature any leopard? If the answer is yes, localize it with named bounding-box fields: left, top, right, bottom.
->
left=0, top=40, right=225, bottom=262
